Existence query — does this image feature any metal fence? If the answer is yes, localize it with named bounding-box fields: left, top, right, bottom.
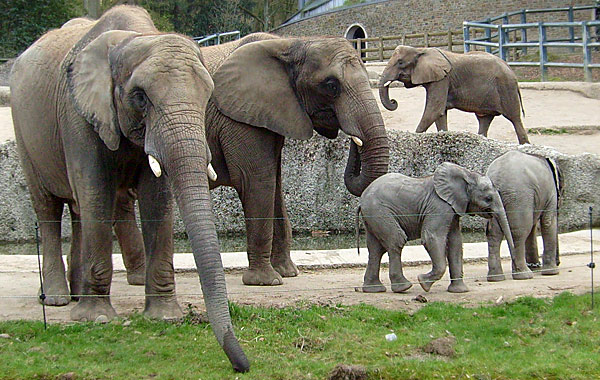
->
left=464, top=4, right=600, bottom=81
left=193, top=31, right=241, bottom=46
left=348, top=30, right=463, bottom=62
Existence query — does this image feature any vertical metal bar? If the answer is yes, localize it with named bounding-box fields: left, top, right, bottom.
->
left=357, top=38, right=362, bottom=61
left=35, top=222, right=47, bottom=330
left=502, top=12, right=509, bottom=25
left=521, top=9, right=528, bottom=55
left=589, top=206, right=595, bottom=310
left=217, top=33, right=221, bottom=45
left=424, top=32, right=429, bottom=47
left=499, top=25, right=506, bottom=61
left=583, top=23, right=592, bottom=82
left=463, top=23, right=470, bottom=52
left=539, top=23, right=548, bottom=81
left=402, top=33, right=406, bottom=46
left=568, top=6, right=575, bottom=44
left=379, top=36, right=384, bottom=61
left=448, top=29, right=453, bottom=51
left=485, top=18, right=492, bottom=53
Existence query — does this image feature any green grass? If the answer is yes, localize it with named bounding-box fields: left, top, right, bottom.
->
left=0, top=292, right=598, bottom=379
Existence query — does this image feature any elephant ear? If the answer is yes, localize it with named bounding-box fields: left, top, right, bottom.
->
left=412, top=48, right=452, bottom=85
left=211, top=39, right=313, bottom=140
left=68, top=30, right=140, bottom=151
left=546, top=157, right=563, bottom=208
left=433, top=162, right=474, bottom=216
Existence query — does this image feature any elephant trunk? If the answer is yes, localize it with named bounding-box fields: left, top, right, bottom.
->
left=378, top=69, right=398, bottom=111
left=155, top=116, right=249, bottom=372
left=494, top=202, right=515, bottom=255
left=339, top=80, right=390, bottom=197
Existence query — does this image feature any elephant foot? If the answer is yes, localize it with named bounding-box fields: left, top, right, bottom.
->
left=487, top=271, right=506, bottom=282
left=126, top=267, right=146, bottom=286
left=447, top=280, right=469, bottom=293
left=541, top=266, right=559, bottom=276
left=70, top=297, right=117, bottom=322
left=390, top=278, right=412, bottom=293
left=144, top=296, right=183, bottom=320
left=242, top=267, right=283, bottom=286
left=362, top=281, right=387, bottom=293
left=417, top=274, right=436, bottom=292
left=38, top=279, right=70, bottom=306
left=271, top=257, right=299, bottom=278
left=512, top=268, right=534, bottom=280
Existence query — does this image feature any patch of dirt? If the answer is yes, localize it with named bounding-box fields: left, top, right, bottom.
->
left=0, top=254, right=594, bottom=322
left=423, top=336, right=456, bottom=357
left=328, top=364, right=368, bottom=380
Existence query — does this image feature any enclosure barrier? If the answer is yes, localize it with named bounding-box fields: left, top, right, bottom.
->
left=348, top=30, right=464, bottom=62
left=464, top=4, right=600, bottom=81
left=193, top=30, right=241, bottom=46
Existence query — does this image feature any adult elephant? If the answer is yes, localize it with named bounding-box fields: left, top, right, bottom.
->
left=10, top=6, right=248, bottom=372
left=486, top=150, right=562, bottom=281
left=200, top=33, right=390, bottom=286
left=378, top=45, right=530, bottom=144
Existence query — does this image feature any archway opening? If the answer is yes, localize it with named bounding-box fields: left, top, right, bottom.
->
left=345, top=24, right=367, bottom=60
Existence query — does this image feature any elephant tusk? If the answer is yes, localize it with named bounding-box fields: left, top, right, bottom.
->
left=148, top=155, right=162, bottom=178
left=207, top=163, right=217, bottom=181
left=351, top=136, right=363, bottom=147
left=384, top=80, right=393, bottom=87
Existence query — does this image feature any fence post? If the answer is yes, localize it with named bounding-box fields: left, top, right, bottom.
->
left=401, top=33, right=406, bottom=46
left=485, top=18, right=492, bottom=53
left=463, top=23, right=471, bottom=52
left=448, top=29, right=453, bottom=51
left=583, top=23, right=592, bottom=82
left=569, top=6, right=576, bottom=52
left=502, top=12, right=509, bottom=25
left=379, top=36, right=384, bottom=61
left=498, top=25, right=507, bottom=61
left=521, top=9, right=528, bottom=55
left=539, top=23, right=548, bottom=81
left=217, top=33, right=221, bottom=45
left=357, top=38, right=362, bottom=60
left=424, top=32, right=429, bottom=47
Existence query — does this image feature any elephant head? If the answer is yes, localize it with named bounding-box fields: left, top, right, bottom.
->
left=211, top=37, right=389, bottom=196
left=378, top=45, right=452, bottom=111
left=433, top=163, right=515, bottom=252
left=67, top=30, right=249, bottom=372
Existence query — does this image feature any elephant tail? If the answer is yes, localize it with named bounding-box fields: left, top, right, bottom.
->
left=518, top=87, right=525, bottom=117
left=356, top=206, right=362, bottom=256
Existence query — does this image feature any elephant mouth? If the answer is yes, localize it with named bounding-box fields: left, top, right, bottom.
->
left=311, top=108, right=340, bottom=139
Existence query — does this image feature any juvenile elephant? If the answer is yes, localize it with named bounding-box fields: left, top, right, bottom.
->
left=358, top=163, right=515, bottom=293
left=378, top=45, right=530, bottom=144
left=199, top=34, right=389, bottom=286
left=10, top=7, right=248, bottom=371
left=486, top=150, right=562, bottom=281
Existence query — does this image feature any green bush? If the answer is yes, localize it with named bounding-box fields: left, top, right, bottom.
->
left=0, top=0, right=85, bottom=58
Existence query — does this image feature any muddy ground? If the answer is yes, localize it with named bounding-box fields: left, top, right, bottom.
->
left=0, top=254, right=595, bottom=322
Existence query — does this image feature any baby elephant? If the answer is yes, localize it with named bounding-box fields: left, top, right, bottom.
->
left=358, top=162, right=515, bottom=293
left=486, top=151, right=562, bottom=281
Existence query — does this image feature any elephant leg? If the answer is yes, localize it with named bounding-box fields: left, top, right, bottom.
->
left=388, top=243, right=412, bottom=293
left=416, top=79, right=449, bottom=133
left=362, top=229, right=387, bottom=293
left=525, top=222, right=541, bottom=269
left=446, top=218, right=468, bottom=293
left=37, top=199, right=70, bottom=306
left=486, top=218, right=506, bottom=282
left=510, top=217, right=534, bottom=280
left=476, top=115, right=495, bottom=137
left=418, top=228, right=448, bottom=292
left=136, top=170, right=182, bottom=319
left=540, top=211, right=559, bottom=276
left=434, top=111, right=448, bottom=132
left=67, top=204, right=83, bottom=301
left=504, top=114, right=530, bottom=144
left=113, top=188, right=146, bottom=286
left=270, top=157, right=298, bottom=278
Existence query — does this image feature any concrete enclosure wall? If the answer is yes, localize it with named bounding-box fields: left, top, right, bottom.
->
left=274, top=0, right=594, bottom=38
left=0, top=130, right=598, bottom=243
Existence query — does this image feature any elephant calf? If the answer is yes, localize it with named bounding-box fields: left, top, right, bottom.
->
left=379, top=45, right=530, bottom=144
left=358, top=163, right=515, bottom=293
left=486, top=150, right=562, bottom=281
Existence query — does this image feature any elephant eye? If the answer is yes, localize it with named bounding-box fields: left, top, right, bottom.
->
left=321, top=78, right=340, bottom=97
left=130, top=89, right=148, bottom=112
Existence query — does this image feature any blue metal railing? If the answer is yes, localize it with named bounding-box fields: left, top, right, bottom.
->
left=463, top=4, right=600, bottom=81
left=193, top=31, right=241, bottom=46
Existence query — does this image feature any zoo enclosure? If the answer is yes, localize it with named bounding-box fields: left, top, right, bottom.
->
left=347, top=30, right=464, bottom=62
left=463, top=4, right=600, bottom=81
left=193, top=31, right=241, bottom=46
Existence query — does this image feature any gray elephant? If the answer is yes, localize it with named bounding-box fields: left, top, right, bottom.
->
left=199, top=33, right=389, bottom=286
left=486, top=150, right=562, bottom=281
left=10, top=6, right=248, bottom=372
left=358, top=163, right=515, bottom=293
left=378, top=45, right=530, bottom=144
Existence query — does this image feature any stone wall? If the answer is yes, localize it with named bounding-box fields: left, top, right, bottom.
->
left=0, top=130, right=598, bottom=243
left=273, top=0, right=594, bottom=39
